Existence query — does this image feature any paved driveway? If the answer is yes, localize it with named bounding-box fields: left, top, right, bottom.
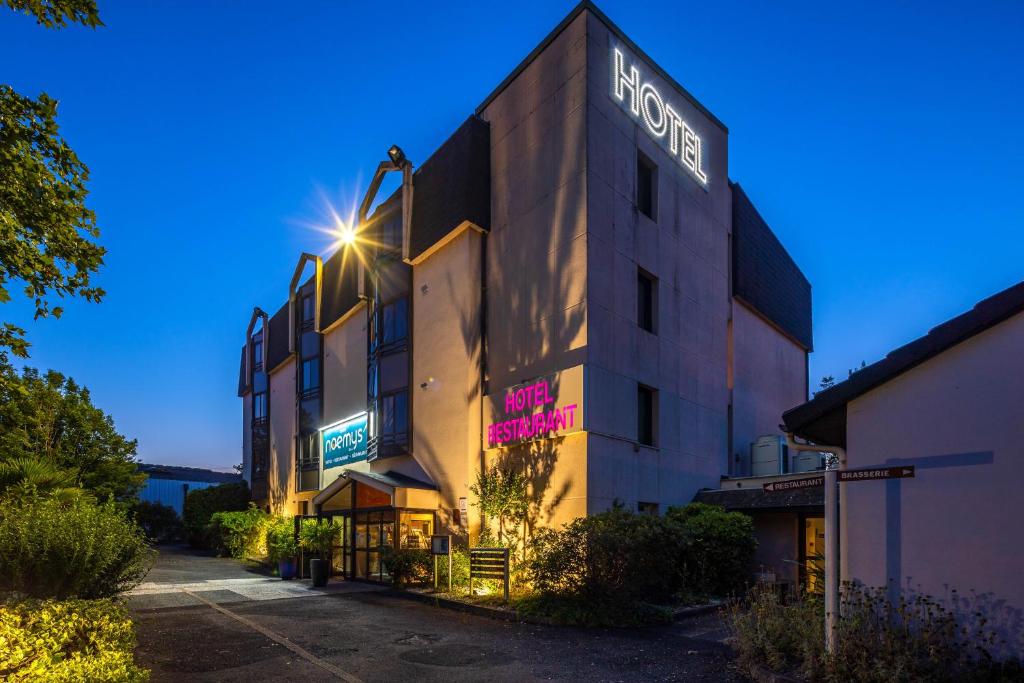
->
left=130, top=546, right=742, bottom=682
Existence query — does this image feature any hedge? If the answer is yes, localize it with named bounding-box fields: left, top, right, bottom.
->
left=0, top=598, right=149, bottom=681
left=182, top=481, right=250, bottom=548
left=208, top=505, right=269, bottom=559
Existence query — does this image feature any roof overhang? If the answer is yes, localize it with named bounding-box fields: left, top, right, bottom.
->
left=312, top=469, right=439, bottom=510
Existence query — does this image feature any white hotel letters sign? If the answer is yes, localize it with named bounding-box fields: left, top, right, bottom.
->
left=611, top=48, right=708, bottom=185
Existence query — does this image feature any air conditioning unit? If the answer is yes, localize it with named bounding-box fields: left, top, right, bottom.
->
left=792, top=451, right=825, bottom=473
left=751, top=435, right=789, bottom=477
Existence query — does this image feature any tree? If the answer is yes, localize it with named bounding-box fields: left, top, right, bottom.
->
left=470, top=464, right=529, bottom=547
left=3, top=0, right=102, bottom=28
left=1, top=0, right=105, bottom=366
left=0, top=361, right=143, bottom=502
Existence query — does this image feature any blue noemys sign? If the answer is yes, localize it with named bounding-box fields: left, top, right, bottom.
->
left=321, top=412, right=368, bottom=469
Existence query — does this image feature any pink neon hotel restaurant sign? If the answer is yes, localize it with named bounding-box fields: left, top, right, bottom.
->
left=486, top=378, right=579, bottom=448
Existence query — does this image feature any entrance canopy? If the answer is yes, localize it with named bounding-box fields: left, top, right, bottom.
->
left=313, top=469, right=438, bottom=512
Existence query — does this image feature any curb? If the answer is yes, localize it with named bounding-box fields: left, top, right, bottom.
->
left=671, top=601, right=722, bottom=621
left=383, top=589, right=725, bottom=627
left=381, top=589, right=520, bottom=622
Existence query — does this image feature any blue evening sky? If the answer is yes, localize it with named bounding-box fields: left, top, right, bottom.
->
left=2, top=1, right=1021, bottom=469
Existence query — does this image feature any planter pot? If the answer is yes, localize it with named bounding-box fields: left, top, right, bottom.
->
left=278, top=558, right=297, bottom=580
left=310, top=558, right=329, bottom=587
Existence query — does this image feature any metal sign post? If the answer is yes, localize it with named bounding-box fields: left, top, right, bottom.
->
left=785, top=435, right=918, bottom=656
left=430, top=535, right=451, bottom=593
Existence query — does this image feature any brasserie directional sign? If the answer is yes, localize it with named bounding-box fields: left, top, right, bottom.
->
left=763, top=475, right=824, bottom=492
left=838, top=466, right=915, bottom=482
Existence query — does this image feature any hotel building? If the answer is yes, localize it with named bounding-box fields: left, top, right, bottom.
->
left=238, top=1, right=812, bottom=581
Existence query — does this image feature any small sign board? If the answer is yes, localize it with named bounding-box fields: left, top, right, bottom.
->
left=763, top=475, right=824, bottom=492
left=430, top=535, right=450, bottom=556
left=838, top=466, right=915, bottom=482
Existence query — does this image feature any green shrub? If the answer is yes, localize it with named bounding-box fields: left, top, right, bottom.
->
left=208, top=505, right=269, bottom=559
left=131, top=501, right=182, bottom=544
left=182, top=481, right=249, bottom=548
left=265, top=516, right=297, bottom=563
left=526, top=507, right=688, bottom=609
left=380, top=547, right=431, bottom=588
left=666, top=502, right=756, bottom=596
left=728, top=582, right=1024, bottom=682
left=436, top=548, right=471, bottom=593
left=299, top=519, right=339, bottom=560
left=0, top=598, right=149, bottom=681
left=0, top=493, right=152, bottom=599
left=727, top=583, right=824, bottom=676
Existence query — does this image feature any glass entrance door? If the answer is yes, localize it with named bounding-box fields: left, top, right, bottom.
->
left=353, top=510, right=394, bottom=582
left=330, top=515, right=350, bottom=578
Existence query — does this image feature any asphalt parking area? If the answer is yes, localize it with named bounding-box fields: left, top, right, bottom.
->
left=130, top=547, right=743, bottom=682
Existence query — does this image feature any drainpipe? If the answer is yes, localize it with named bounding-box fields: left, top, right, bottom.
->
left=785, top=432, right=846, bottom=655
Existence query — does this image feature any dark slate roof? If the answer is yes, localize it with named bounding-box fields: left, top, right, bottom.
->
left=475, top=1, right=727, bottom=133
left=694, top=484, right=823, bottom=511
left=407, top=116, right=491, bottom=261
left=266, top=302, right=290, bottom=372
left=321, top=240, right=362, bottom=330
left=237, top=346, right=247, bottom=397
left=138, top=464, right=242, bottom=484
left=731, top=182, right=813, bottom=350
left=783, top=280, right=1024, bottom=447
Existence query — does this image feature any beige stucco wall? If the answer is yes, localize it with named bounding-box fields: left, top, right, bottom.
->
left=266, top=359, right=296, bottom=514
left=482, top=430, right=589, bottom=535
left=321, top=305, right=369, bottom=488
left=731, top=300, right=808, bottom=472
left=843, top=311, right=1024, bottom=653
left=583, top=13, right=731, bottom=511
left=409, top=227, right=483, bottom=538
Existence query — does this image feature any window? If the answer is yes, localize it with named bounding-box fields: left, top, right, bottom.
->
left=301, top=294, right=315, bottom=323
left=399, top=512, right=434, bottom=549
left=637, top=268, right=657, bottom=333
left=637, top=384, right=657, bottom=447
left=252, top=338, right=263, bottom=370
left=253, top=392, right=267, bottom=421
left=637, top=150, right=657, bottom=220
left=382, top=298, right=408, bottom=345
left=380, top=390, right=408, bottom=446
left=638, top=501, right=659, bottom=516
left=301, top=357, right=320, bottom=394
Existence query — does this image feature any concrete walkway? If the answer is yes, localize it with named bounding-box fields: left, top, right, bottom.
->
left=129, top=545, right=382, bottom=610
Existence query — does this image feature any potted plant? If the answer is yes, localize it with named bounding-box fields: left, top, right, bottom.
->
left=300, top=519, right=339, bottom=587
left=266, top=518, right=298, bottom=579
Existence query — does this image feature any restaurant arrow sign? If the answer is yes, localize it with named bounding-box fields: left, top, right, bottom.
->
left=838, top=466, right=915, bottom=482
left=763, top=475, right=824, bottom=492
